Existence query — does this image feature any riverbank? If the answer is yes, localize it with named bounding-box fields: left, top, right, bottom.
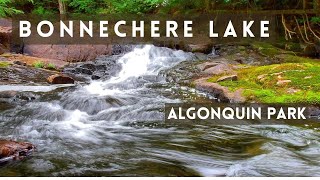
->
left=192, top=42, right=320, bottom=104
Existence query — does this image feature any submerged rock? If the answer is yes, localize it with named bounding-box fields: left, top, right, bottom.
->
left=0, top=140, right=36, bottom=163
left=47, top=74, right=75, bottom=84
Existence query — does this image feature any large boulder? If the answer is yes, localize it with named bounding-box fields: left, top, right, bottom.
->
left=47, top=74, right=75, bottom=84
left=24, top=44, right=113, bottom=62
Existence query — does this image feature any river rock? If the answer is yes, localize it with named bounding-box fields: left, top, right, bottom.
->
left=13, top=60, right=27, bottom=66
left=197, top=62, right=220, bottom=71
left=0, top=140, right=36, bottom=163
left=217, top=75, right=238, bottom=82
left=0, top=91, right=18, bottom=99
left=24, top=44, right=113, bottom=62
left=195, top=78, right=245, bottom=103
left=202, top=63, right=234, bottom=76
left=47, top=74, right=75, bottom=84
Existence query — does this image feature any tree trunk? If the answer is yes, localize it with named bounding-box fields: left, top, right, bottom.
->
left=303, top=0, right=307, bottom=9
left=58, top=0, right=67, bottom=15
left=314, top=0, right=320, bottom=10
left=205, top=0, right=210, bottom=12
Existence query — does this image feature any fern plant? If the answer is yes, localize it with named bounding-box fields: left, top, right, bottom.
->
left=0, top=0, right=24, bottom=17
left=0, top=0, right=34, bottom=17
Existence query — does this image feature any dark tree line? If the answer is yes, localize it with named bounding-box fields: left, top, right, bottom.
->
left=1, top=0, right=319, bottom=45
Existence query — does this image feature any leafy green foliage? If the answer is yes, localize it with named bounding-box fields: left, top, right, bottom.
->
left=2, top=0, right=320, bottom=16
left=106, top=0, right=163, bottom=14
left=311, top=17, right=320, bottom=24
left=32, top=6, right=54, bottom=16
left=0, top=0, right=23, bottom=17
left=69, top=0, right=103, bottom=14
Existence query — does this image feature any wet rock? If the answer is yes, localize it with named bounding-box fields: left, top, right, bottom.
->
left=162, top=60, right=202, bottom=85
left=24, top=44, right=112, bottom=62
left=15, top=92, right=37, bottom=101
left=202, top=63, right=234, bottom=76
left=80, top=64, right=96, bottom=71
left=63, top=55, right=122, bottom=82
left=91, top=75, right=101, bottom=80
left=0, top=91, right=18, bottom=98
left=197, top=62, right=220, bottom=71
left=195, top=78, right=245, bottom=103
left=112, top=45, right=135, bottom=55
left=0, top=140, right=36, bottom=163
left=47, top=74, right=75, bottom=84
left=217, top=75, right=238, bottom=82
left=13, top=60, right=27, bottom=66
left=194, top=53, right=208, bottom=60
left=0, top=64, right=56, bottom=85
left=76, top=68, right=93, bottom=75
left=0, top=91, right=38, bottom=111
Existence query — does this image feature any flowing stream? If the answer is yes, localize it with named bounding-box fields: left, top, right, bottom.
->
left=0, top=45, right=320, bottom=176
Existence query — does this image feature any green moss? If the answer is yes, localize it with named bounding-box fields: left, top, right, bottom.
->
left=33, top=61, right=45, bottom=68
left=46, top=63, right=56, bottom=70
left=252, top=42, right=295, bottom=57
left=278, top=54, right=320, bottom=64
left=0, top=62, right=10, bottom=68
left=207, top=62, right=320, bottom=104
left=251, top=42, right=280, bottom=57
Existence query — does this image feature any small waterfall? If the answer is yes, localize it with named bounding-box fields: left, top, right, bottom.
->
left=85, top=45, right=195, bottom=96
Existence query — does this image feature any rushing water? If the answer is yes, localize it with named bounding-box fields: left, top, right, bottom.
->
left=1, top=45, right=320, bottom=176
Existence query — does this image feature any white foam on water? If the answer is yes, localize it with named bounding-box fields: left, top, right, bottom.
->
left=0, top=84, right=74, bottom=92
left=85, top=45, right=194, bottom=96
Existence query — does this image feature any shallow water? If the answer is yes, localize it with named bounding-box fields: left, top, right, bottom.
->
left=0, top=45, right=320, bottom=176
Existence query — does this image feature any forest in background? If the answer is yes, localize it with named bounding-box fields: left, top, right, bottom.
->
left=0, top=0, right=320, bottom=15
left=0, top=0, right=320, bottom=47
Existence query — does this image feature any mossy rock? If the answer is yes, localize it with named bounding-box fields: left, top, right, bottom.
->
left=207, top=60, right=320, bottom=104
